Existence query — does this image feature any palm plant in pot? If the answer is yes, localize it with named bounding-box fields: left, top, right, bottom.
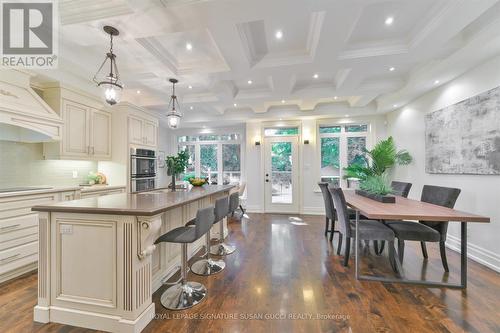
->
left=166, top=150, right=190, bottom=191
left=343, top=136, right=412, bottom=203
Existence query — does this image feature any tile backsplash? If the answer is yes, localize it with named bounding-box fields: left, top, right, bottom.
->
left=0, top=141, right=97, bottom=188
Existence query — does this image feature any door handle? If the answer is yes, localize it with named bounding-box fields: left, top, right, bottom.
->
left=265, top=179, right=269, bottom=182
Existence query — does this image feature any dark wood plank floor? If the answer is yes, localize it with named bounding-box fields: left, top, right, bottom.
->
left=1, top=213, right=499, bottom=333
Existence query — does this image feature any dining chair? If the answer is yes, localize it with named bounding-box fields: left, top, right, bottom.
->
left=385, top=185, right=461, bottom=272
left=318, top=182, right=338, bottom=242
left=374, top=180, right=413, bottom=255
left=330, top=187, right=403, bottom=276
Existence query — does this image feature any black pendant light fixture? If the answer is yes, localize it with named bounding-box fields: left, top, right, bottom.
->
left=166, top=78, right=182, bottom=129
left=92, top=26, right=123, bottom=106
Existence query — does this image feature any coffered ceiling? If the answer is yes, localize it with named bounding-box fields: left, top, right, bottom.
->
left=38, top=0, right=500, bottom=127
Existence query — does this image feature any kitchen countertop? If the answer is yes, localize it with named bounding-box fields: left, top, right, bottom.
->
left=0, top=184, right=126, bottom=198
left=31, top=184, right=235, bottom=216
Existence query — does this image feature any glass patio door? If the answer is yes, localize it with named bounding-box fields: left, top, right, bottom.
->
left=264, top=136, right=299, bottom=213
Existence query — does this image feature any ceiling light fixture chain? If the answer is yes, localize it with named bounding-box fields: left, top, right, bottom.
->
left=166, top=78, right=182, bottom=129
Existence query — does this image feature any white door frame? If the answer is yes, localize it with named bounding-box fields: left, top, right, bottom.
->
left=263, top=136, right=300, bottom=214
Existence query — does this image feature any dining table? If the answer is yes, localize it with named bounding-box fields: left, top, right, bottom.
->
left=343, top=190, right=490, bottom=289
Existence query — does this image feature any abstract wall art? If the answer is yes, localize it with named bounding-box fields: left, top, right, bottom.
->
left=425, top=86, right=500, bottom=174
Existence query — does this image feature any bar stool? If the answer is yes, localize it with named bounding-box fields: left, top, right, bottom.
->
left=154, top=206, right=214, bottom=310
left=228, top=192, right=240, bottom=218
left=186, top=207, right=225, bottom=276
left=210, top=196, right=236, bottom=255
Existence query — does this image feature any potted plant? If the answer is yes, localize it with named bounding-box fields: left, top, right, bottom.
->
left=166, top=150, right=190, bottom=191
left=343, top=136, right=412, bottom=203
left=356, top=174, right=395, bottom=203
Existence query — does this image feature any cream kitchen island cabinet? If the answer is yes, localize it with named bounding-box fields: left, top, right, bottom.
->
left=31, top=185, right=234, bottom=333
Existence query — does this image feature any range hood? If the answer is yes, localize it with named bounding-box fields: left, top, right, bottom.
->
left=0, top=69, right=62, bottom=142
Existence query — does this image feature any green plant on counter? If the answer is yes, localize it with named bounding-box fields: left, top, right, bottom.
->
left=343, top=136, right=412, bottom=181
left=166, top=150, right=190, bottom=176
left=359, top=174, right=392, bottom=195
left=166, top=150, right=190, bottom=191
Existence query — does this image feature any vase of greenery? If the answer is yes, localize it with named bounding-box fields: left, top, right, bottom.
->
left=343, top=136, right=412, bottom=203
left=166, top=150, right=190, bottom=191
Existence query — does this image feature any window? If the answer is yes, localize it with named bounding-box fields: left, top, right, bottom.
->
left=222, top=144, right=241, bottom=184
left=318, top=123, right=368, bottom=187
left=264, top=127, right=299, bottom=136
left=178, top=133, right=242, bottom=185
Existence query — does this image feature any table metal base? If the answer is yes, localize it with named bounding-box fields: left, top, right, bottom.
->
left=354, top=210, right=467, bottom=289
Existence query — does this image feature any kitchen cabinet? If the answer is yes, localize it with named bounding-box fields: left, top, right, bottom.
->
left=42, top=85, right=112, bottom=161
left=80, top=186, right=126, bottom=199
left=0, top=188, right=79, bottom=284
left=129, top=115, right=157, bottom=147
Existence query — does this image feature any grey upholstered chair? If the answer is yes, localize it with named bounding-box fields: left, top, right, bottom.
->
left=391, top=181, right=412, bottom=198
left=228, top=192, right=240, bottom=218
left=330, top=187, right=403, bottom=276
left=210, top=196, right=236, bottom=256
left=154, top=206, right=215, bottom=310
left=318, top=182, right=338, bottom=242
left=386, top=185, right=461, bottom=272
left=374, top=180, right=413, bottom=255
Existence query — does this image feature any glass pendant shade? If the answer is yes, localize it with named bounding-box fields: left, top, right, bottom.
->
left=167, top=112, right=181, bottom=129
left=93, top=26, right=123, bottom=106
left=166, top=78, right=182, bottom=129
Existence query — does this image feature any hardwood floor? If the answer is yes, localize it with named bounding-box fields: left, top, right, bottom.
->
left=1, top=213, right=499, bottom=333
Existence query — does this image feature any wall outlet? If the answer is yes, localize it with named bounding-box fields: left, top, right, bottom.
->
left=72, top=170, right=78, bottom=178
left=60, top=224, right=73, bottom=235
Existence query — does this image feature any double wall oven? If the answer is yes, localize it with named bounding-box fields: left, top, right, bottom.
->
left=130, top=148, right=157, bottom=192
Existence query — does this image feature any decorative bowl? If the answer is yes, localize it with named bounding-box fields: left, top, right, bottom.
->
left=188, top=177, right=207, bottom=187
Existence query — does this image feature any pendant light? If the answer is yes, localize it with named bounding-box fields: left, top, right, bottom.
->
left=92, top=26, right=123, bottom=106
left=166, top=78, right=182, bottom=129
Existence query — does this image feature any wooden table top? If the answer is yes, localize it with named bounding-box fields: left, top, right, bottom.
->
left=343, top=190, right=490, bottom=223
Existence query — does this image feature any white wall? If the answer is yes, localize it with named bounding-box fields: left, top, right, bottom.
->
left=387, top=54, right=500, bottom=272
left=245, top=115, right=387, bottom=214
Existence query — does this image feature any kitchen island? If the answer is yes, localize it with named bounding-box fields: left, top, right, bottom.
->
left=31, top=184, right=235, bottom=333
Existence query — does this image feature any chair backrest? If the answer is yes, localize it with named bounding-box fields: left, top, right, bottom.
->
left=228, top=192, right=239, bottom=213
left=391, top=181, right=412, bottom=198
left=195, top=206, right=215, bottom=239
left=329, top=187, right=352, bottom=238
left=420, top=185, right=461, bottom=240
left=214, top=196, right=229, bottom=222
left=238, top=182, right=246, bottom=196
left=318, top=182, right=335, bottom=220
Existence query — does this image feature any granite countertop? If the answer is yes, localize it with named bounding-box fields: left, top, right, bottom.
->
left=0, top=184, right=126, bottom=198
left=31, top=185, right=235, bottom=216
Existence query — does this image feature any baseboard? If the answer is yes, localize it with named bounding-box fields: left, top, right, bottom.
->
left=446, top=235, right=500, bottom=273
left=245, top=205, right=263, bottom=213
left=0, top=262, right=37, bottom=285
left=302, top=207, right=324, bottom=215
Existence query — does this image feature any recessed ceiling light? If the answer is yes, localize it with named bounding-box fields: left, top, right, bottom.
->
left=275, top=30, right=283, bottom=40
left=434, top=80, right=440, bottom=85
left=247, top=80, right=253, bottom=85
left=189, top=106, right=193, bottom=110
left=279, top=118, right=283, bottom=121
left=202, top=125, right=206, bottom=129
left=188, top=85, right=192, bottom=89
left=313, top=73, right=319, bottom=79
left=334, top=96, right=338, bottom=100
left=393, top=104, right=398, bottom=108
left=136, top=90, right=141, bottom=94
left=389, top=67, right=395, bottom=71
left=385, top=17, right=394, bottom=26
left=233, top=103, right=237, bottom=107
left=281, top=99, right=285, bottom=104
left=345, top=114, right=349, bottom=117
left=186, top=42, right=193, bottom=51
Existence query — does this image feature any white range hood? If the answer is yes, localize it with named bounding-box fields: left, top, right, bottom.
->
left=0, top=69, right=63, bottom=142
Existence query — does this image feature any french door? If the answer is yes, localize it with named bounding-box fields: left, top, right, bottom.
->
left=264, top=136, right=299, bottom=213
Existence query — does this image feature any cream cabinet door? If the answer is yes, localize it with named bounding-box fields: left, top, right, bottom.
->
left=128, top=116, right=144, bottom=145
left=90, top=109, right=111, bottom=159
left=143, top=120, right=157, bottom=147
left=62, top=100, right=90, bottom=157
